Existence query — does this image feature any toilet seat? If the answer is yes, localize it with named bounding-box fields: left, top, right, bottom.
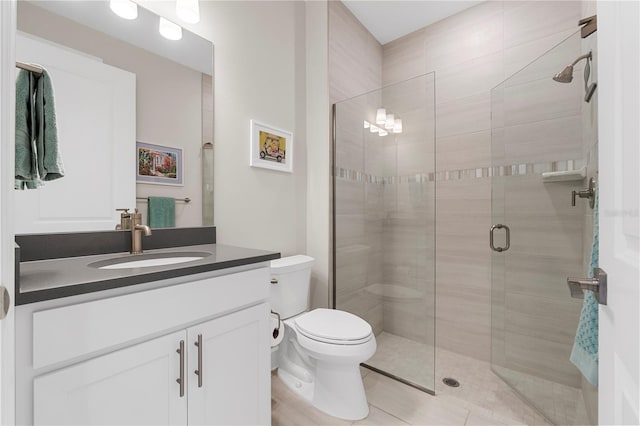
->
left=294, top=309, right=373, bottom=345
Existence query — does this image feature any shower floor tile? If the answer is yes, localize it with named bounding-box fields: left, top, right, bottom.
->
left=365, top=331, right=435, bottom=389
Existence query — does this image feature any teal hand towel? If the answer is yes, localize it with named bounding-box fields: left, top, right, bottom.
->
left=14, top=68, right=64, bottom=189
left=15, top=69, right=39, bottom=189
left=35, top=69, right=64, bottom=182
left=570, top=191, right=599, bottom=385
left=147, top=196, right=176, bottom=228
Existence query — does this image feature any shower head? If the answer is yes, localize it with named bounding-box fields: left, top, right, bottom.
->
left=552, top=51, right=592, bottom=83
left=553, top=65, right=575, bottom=83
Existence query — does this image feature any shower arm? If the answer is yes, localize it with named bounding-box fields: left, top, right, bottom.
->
left=570, top=51, right=592, bottom=67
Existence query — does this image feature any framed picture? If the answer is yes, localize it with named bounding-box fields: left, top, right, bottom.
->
left=250, top=120, right=293, bottom=173
left=136, top=142, right=183, bottom=186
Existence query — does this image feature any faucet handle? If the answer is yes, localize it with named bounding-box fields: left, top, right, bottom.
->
left=115, top=209, right=132, bottom=230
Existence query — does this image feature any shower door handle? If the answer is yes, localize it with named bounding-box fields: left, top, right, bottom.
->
left=490, top=224, right=510, bottom=252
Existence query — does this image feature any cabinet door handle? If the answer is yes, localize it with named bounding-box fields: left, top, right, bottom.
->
left=194, top=334, right=203, bottom=388
left=176, top=340, right=185, bottom=397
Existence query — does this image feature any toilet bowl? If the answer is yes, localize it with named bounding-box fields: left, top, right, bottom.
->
left=269, top=256, right=377, bottom=421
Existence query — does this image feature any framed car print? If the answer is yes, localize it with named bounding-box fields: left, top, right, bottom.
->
left=249, top=120, right=293, bottom=173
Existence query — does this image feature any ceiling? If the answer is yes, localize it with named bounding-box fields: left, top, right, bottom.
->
left=342, top=1, right=482, bottom=45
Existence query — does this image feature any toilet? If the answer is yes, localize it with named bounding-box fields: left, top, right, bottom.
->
left=270, top=255, right=376, bottom=421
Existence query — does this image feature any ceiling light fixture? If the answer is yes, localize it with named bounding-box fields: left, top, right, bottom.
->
left=370, top=125, right=379, bottom=133
left=109, top=0, right=138, bottom=20
left=159, top=17, right=183, bottom=40
left=176, top=0, right=200, bottom=24
left=378, top=129, right=388, bottom=137
left=364, top=120, right=370, bottom=129
left=376, top=108, right=386, bottom=125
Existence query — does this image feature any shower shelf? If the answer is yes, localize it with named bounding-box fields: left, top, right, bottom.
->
left=541, top=166, right=586, bottom=182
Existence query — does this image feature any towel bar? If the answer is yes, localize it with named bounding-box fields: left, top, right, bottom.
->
left=137, top=197, right=191, bottom=203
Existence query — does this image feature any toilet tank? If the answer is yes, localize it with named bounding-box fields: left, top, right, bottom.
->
left=270, top=255, right=315, bottom=319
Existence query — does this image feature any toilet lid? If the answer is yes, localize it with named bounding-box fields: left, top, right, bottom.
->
left=294, top=309, right=372, bottom=345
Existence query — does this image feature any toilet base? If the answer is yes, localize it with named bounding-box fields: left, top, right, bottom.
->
left=277, top=361, right=369, bottom=421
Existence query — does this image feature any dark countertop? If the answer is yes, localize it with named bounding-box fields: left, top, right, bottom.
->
left=17, top=244, right=280, bottom=305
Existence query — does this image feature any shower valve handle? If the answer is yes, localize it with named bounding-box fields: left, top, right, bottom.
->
left=571, top=178, right=596, bottom=208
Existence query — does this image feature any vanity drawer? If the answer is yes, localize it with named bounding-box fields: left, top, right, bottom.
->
left=32, top=267, right=269, bottom=370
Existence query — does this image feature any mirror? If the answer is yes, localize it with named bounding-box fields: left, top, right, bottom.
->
left=15, top=0, right=213, bottom=233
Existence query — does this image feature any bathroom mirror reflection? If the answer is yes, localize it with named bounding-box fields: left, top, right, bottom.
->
left=15, top=0, right=214, bottom=233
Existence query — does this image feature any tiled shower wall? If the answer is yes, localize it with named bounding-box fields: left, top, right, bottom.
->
left=330, top=1, right=385, bottom=334
left=382, top=1, right=587, bottom=368
left=331, top=1, right=436, bottom=347
left=331, top=0, right=595, bottom=393
left=580, top=0, right=598, bottom=422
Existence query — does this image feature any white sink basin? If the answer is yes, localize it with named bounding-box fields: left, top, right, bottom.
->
left=89, top=251, right=211, bottom=270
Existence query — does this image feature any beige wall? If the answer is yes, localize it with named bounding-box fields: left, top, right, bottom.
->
left=18, top=2, right=205, bottom=228
left=305, top=1, right=331, bottom=309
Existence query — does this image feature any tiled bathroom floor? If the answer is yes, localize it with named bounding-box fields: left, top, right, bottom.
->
left=272, top=367, right=547, bottom=426
left=272, top=332, right=594, bottom=425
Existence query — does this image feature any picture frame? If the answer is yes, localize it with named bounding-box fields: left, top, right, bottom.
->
left=136, top=142, right=183, bottom=186
left=250, top=120, right=293, bottom=173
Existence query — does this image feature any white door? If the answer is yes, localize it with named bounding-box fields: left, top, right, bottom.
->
left=598, top=1, right=640, bottom=424
left=0, top=1, right=17, bottom=425
left=14, top=33, right=136, bottom=233
left=187, top=303, right=271, bottom=426
left=33, top=331, right=188, bottom=425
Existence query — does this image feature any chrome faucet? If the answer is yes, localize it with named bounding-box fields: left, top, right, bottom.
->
left=130, top=208, right=152, bottom=254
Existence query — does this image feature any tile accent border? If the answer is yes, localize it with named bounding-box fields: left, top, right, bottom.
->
left=335, top=159, right=584, bottom=184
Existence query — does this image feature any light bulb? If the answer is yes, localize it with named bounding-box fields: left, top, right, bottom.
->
left=159, top=17, right=183, bottom=40
left=176, top=0, right=200, bottom=24
left=384, top=113, right=395, bottom=130
left=364, top=120, right=370, bottom=129
left=370, top=125, right=379, bottom=133
left=378, top=129, right=388, bottom=136
left=393, top=118, right=403, bottom=133
left=110, top=0, right=138, bottom=20
left=376, top=108, right=386, bottom=125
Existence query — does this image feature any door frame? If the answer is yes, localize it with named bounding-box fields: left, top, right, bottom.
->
left=0, top=0, right=17, bottom=424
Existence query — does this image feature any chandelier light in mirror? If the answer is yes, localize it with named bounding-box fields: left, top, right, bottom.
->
left=366, top=109, right=403, bottom=137
left=176, top=0, right=200, bottom=24
left=109, top=0, right=138, bottom=20
left=159, top=17, right=183, bottom=40
left=384, top=113, right=395, bottom=130
left=393, top=118, right=403, bottom=134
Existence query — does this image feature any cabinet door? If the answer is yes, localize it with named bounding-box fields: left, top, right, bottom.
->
left=187, top=303, right=271, bottom=425
left=34, top=331, right=188, bottom=425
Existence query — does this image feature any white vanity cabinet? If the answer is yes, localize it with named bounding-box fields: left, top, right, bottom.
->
left=17, top=266, right=272, bottom=426
left=34, top=330, right=189, bottom=425
left=187, top=304, right=270, bottom=425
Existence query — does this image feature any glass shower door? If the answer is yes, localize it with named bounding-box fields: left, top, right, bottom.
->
left=333, top=73, right=436, bottom=392
left=490, top=31, right=596, bottom=425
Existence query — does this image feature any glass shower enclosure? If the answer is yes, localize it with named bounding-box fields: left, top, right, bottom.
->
left=333, top=73, right=436, bottom=392
left=490, top=31, right=597, bottom=425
